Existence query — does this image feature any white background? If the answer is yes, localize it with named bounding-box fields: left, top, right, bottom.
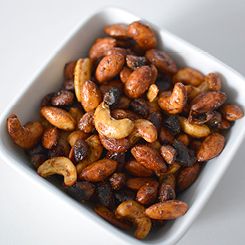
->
left=0, top=0, right=245, bottom=244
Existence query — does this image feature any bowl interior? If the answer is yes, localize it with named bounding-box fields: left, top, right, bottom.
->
left=0, top=7, right=245, bottom=245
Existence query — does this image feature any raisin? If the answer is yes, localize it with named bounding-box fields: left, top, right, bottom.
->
left=148, top=111, right=163, bottom=132
left=96, top=182, right=115, bottom=209
left=158, top=183, right=176, bottom=202
left=103, top=88, right=121, bottom=107
left=126, top=55, right=147, bottom=70
left=106, top=151, right=126, bottom=165
left=129, top=98, right=149, bottom=118
left=41, top=93, right=55, bottom=106
left=115, top=189, right=136, bottom=204
left=164, top=116, right=180, bottom=135
left=74, top=138, right=89, bottom=163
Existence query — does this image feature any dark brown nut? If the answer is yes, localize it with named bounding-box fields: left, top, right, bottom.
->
left=78, top=111, right=94, bottom=133
left=95, top=54, right=125, bottom=83
left=96, top=181, right=115, bottom=209
left=218, top=119, right=231, bottom=130
left=128, top=21, right=157, bottom=51
left=126, top=55, right=147, bottom=70
left=124, top=66, right=153, bottom=98
left=109, top=172, right=126, bottom=190
left=173, top=140, right=196, bottom=166
left=177, top=163, right=201, bottom=192
left=159, top=127, right=174, bottom=145
left=145, top=49, right=177, bottom=74
left=64, top=60, right=76, bottom=79
left=111, top=109, right=140, bottom=121
left=147, top=84, right=159, bottom=102
left=120, top=66, right=132, bottom=84
left=158, top=183, right=176, bottom=202
left=94, top=206, right=130, bottom=230
left=89, top=37, right=117, bottom=62
left=7, top=114, right=43, bottom=149
left=197, top=133, right=225, bottom=161
left=173, top=67, right=204, bottom=86
left=51, top=90, right=74, bottom=106
left=40, top=106, right=76, bottom=131
left=222, top=104, right=244, bottom=121
left=129, top=98, right=149, bottom=118
left=163, top=115, right=181, bottom=136
left=106, top=151, right=126, bottom=165
left=147, top=111, right=163, bottom=132
left=73, top=138, right=89, bottom=163
left=104, top=24, right=128, bottom=39
left=99, top=134, right=130, bottom=153
left=115, top=200, right=152, bottom=239
left=188, top=111, right=215, bottom=125
left=125, top=160, right=153, bottom=177
left=136, top=181, right=159, bottom=205
left=126, top=178, right=157, bottom=191
left=145, top=200, right=188, bottom=220
left=80, top=80, right=102, bottom=112
left=105, top=47, right=130, bottom=57
left=80, top=159, right=118, bottom=182
left=116, top=96, right=131, bottom=109
left=42, top=127, right=59, bottom=149
left=63, top=79, right=74, bottom=91
left=131, top=145, right=167, bottom=172
left=160, top=145, right=176, bottom=165
left=177, top=134, right=190, bottom=146
left=207, top=111, right=222, bottom=128
left=158, top=83, right=187, bottom=114
left=66, top=181, right=95, bottom=201
left=103, top=88, right=121, bottom=107
left=160, top=174, right=176, bottom=189
left=204, top=72, right=222, bottom=91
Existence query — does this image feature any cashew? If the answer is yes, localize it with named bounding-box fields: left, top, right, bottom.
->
left=37, top=157, right=77, bottom=186
left=128, top=119, right=157, bottom=145
left=158, top=83, right=187, bottom=114
left=74, top=58, right=92, bottom=102
left=94, top=102, right=134, bottom=139
left=115, top=200, right=152, bottom=239
left=7, top=114, right=43, bottom=149
left=179, top=117, right=210, bottom=138
left=67, top=130, right=89, bottom=147
left=147, top=84, right=159, bottom=102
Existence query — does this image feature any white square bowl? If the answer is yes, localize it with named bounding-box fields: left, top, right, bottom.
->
left=0, top=7, right=245, bottom=245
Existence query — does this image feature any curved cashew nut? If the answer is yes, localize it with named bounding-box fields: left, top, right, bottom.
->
left=128, top=119, right=157, bottom=145
left=115, top=200, right=152, bottom=239
left=94, top=102, right=134, bottom=139
left=7, top=114, right=43, bottom=149
left=37, top=157, right=77, bottom=186
left=179, top=117, right=210, bottom=138
left=158, top=83, right=187, bottom=114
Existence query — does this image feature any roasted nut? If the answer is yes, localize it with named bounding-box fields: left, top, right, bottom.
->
left=103, top=88, right=121, bottom=107
left=120, top=66, right=132, bottom=84
left=159, top=127, right=174, bottom=145
left=40, top=106, right=76, bottom=131
left=73, top=138, right=89, bottom=163
left=160, top=145, right=176, bottom=164
left=74, top=58, right=92, bottom=102
left=63, top=79, right=74, bottom=91
left=163, top=115, right=181, bottom=136
left=218, top=119, right=231, bottom=130
left=146, top=49, right=177, bottom=74
left=89, top=37, right=116, bottom=62
left=69, top=107, right=83, bottom=126
left=158, top=162, right=181, bottom=177
left=109, top=172, right=126, bottom=190
left=128, top=21, right=157, bottom=51
left=173, top=67, right=204, bottom=86
left=95, top=206, right=130, bottom=230
left=78, top=111, right=95, bottom=133
left=147, top=84, right=159, bottom=102
left=67, top=130, right=89, bottom=147
left=104, top=23, right=128, bottom=39
left=158, top=83, right=187, bottom=114
left=115, top=200, right=152, bottom=239
left=197, top=133, right=225, bottom=161
left=177, top=134, right=190, bottom=146
left=145, top=200, right=188, bottom=220
left=222, top=104, right=244, bottom=121
left=111, top=109, right=140, bottom=121
left=94, top=102, right=134, bottom=139
left=177, top=163, right=201, bottom=192
left=106, top=151, right=126, bottom=165
left=37, top=157, right=77, bottom=186
left=136, top=181, right=159, bottom=205
left=42, top=127, right=58, bottom=149
left=158, top=183, right=176, bottom=202
left=80, top=159, right=117, bottom=182
left=126, top=178, right=157, bottom=191
left=179, top=116, right=211, bottom=138
left=160, top=174, right=176, bottom=189
left=147, top=111, right=163, bottom=132
left=126, top=55, right=147, bottom=70
left=207, top=111, right=222, bottom=128
left=131, top=145, right=167, bottom=172
left=124, top=66, right=154, bottom=98
left=105, top=47, right=130, bottom=57
left=64, top=61, right=76, bottom=79
left=51, top=90, right=74, bottom=106
left=7, top=114, right=43, bottom=149
left=147, top=140, right=162, bottom=151
left=204, top=72, right=222, bottom=91
left=129, top=98, right=149, bottom=118
left=125, top=160, right=153, bottom=177
left=95, top=54, right=125, bottom=83
left=66, top=181, right=95, bottom=201
left=99, top=134, right=130, bottom=152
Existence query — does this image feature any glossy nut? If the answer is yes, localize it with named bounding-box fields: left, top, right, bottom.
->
left=78, top=111, right=95, bottom=133
left=51, top=90, right=74, bottom=106
left=158, top=83, right=187, bottom=114
left=115, top=200, right=152, bottom=239
left=160, top=145, right=176, bottom=164
left=126, top=178, right=157, bottom=191
left=69, top=107, right=83, bottom=126
left=42, top=127, right=59, bottom=149
left=94, top=102, right=134, bottom=139
left=158, top=183, right=176, bottom=202
left=64, top=60, right=76, bottom=79
left=7, top=114, right=43, bottom=149
left=204, top=72, right=222, bottom=91
left=119, top=66, right=132, bottom=84
left=125, top=160, right=153, bottom=177
left=37, top=157, right=77, bottom=186
left=111, top=109, right=140, bottom=121
left=136, top=181, right=159, bottom=205
left=109, top=172, right=126, bottom=190
left=147, top=84, right=159, bottom=102
left=40, top=106, right=76, bottom=131
left=67, top=130, right=89, bottom=147
left=104, top=23, right=128, bottom=39
left=126, top=55, right=147, bottom=70
left=222, top=104, right=244, bottom=121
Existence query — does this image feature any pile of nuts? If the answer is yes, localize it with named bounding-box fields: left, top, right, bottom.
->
left=7, top=21, right=244, bottom=239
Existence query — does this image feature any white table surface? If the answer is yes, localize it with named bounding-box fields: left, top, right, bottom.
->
left=0, top=0, right=245, bottom=244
